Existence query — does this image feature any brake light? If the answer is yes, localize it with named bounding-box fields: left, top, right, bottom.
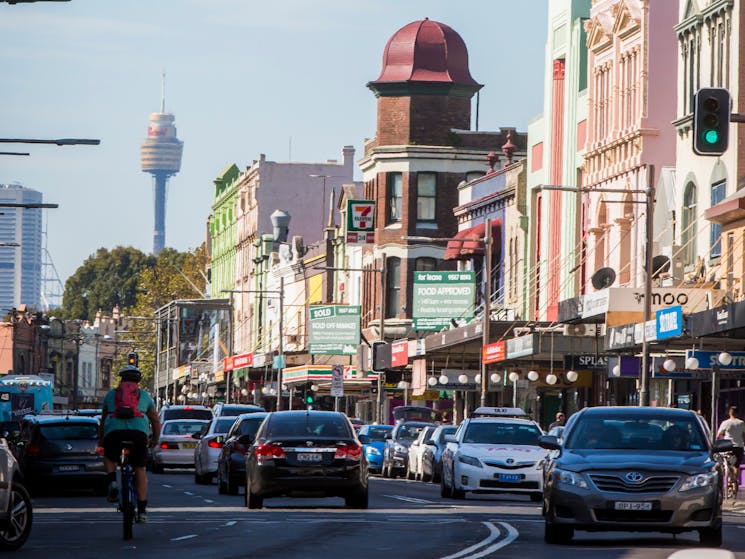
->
left=207, top=440, right=223, bottom=449
left=255, top=444, right=285, bottom=462
left=335, top=444, right=362, bottom=461
left=160, top=442, right=178, bottom=450
left=26, top=443, right=40, bottom=456
left=183, top=407, right=193, bottom=410
left=96, top=446, right=104, bottom=456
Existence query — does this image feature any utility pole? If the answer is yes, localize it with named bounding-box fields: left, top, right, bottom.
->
left=639, top=165, right=655, bottom=407
left=481, top=218, right=492, bottom=408
left=377, top=256, right=386, bottom=425
left=276, top=276, right=285, bottom=411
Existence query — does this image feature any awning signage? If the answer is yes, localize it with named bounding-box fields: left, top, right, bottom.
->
left=688, top=301, right=745, bottom=336
left=686, top=350, right=745, bottom=370
left=607, top=355, right=640, bottom=378
left=563, top=354, right=608, bottom=370
left=482, top=341, right=506, bottom=364
left=309, top=305, right=361, bottom=355
left=572, top=288, right=723, bottom=320
left=506, top=334, right=534, bottom=359
left=391, top=339, right=409, bottom=368
left=412, top=271, right=476, bottom=331
left=655, top=306, right=683, bottom=340
left=605, top=320, right=656, bottom=350
left=223, top=352, right=253, bottom=372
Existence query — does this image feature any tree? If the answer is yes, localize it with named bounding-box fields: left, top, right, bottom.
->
left=61, top=247, right=155, bottom=321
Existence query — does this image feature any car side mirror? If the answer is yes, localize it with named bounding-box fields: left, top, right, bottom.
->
left=443, top=434, right=457, bottom=443
left=713, top=438, right=735, bottom=453
left=538, top=434, right=561, bottom=451
left=384, top=433, right=392, bottom=440
left=358, top=434, right=370, bottom=444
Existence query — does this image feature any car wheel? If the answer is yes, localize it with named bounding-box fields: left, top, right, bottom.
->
left=0, top=482, right=32, bottom=551
left=217, top=467, right=227, bottom=495
left=406, top=467, right=415, bottom=480
left=450, top=471, right=466, bottom=500
left=440, top=472, right=451, bottom=498
left=544, top=521, right=574, bottom=544
left=151, top=462, right=164, bottom=474
left=699, top=525, right=722, bottom=547
left=226, top=470, right=239, bottom=495
left=195, top=471, right=207, bottom=485
left=245, top=474, right=263, bottom=510
left=345, top=487, right=368, bottom=509
left=530, top=492, right=542, bottom=503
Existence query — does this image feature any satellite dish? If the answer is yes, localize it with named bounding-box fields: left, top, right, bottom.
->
left=651, top=254, right=671, bottom=279
left=591, top=267, right=617, bottom=290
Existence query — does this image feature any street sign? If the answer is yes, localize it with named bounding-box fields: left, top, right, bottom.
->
left=330, top=365, right=344, bottom=397
left=412, top=271, right=475, bottom=331
left=309, top=305, right=361, bottom=355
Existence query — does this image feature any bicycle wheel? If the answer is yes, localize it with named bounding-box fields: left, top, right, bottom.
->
left=121, top=470, right=135, bottom=540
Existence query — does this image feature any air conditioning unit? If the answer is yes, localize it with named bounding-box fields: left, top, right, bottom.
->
left=563, top=323, right=601, bottom=337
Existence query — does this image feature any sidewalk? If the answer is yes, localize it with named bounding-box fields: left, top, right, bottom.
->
left=722, top=485, right=745, bottom=513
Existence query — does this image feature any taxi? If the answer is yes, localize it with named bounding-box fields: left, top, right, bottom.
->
left=440, top=408, right=544, bottom=502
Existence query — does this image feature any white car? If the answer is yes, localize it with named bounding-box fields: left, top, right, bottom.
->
left=151, top=419, right=209, bottom=472
left=406, top=425, right=437, bottom=480
left=440, top=416, right=545, bottom=502
left=193, top=416, right=238, bottom=484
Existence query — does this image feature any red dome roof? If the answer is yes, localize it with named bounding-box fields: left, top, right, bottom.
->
left=373, top=19, right=478, bottom=85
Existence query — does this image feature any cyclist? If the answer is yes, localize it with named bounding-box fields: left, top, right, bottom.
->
left=717, top=406, right=745, bottom=472
left=99, top=365, right=160, bottom=524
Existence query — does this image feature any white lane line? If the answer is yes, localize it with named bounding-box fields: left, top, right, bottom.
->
left=184, top=491, right=194, bottom=496
left=225, top=521, right=236, bottom=526
left=204, top=499, right=215, bottom=504
left=171, top=534, right=198, bottom=541
left=439, top=522, right=500, bottom=559
left=383, top=494, right=435, bottom=504
left=462, top=522, right=518, bottom=559
left=162, top=484, right=172, bottom=488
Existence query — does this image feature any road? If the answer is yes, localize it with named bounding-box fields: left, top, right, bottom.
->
left=15, top=470, right=745, bottom=559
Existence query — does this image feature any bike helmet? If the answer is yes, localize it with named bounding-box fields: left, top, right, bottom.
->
left=118, top=365, right=142, bottom=383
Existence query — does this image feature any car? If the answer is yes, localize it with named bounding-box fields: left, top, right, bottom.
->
left=381, top=421, right=433, bottom=478
left=0, top=437, right=32, bottom=549
left=244, top=410, right=368, bottom=509
left=440, top=414, right=545, bottom=501
left=150, top=419, right=210, bottom=473
left=212, top=403, right=265, bottom=417
left=14, top=414, right=106, bottom=495
left=357, top=424, right=393, bottom=474
left=158, top=404, right=213, bottom=423
left=216, top=412, right=268, bottom=495
left=348, top=418, right=364, bottom=433
left=193, top=416, right=239, bottom=484
left=539, top=406, right=731, bottom=546
left=420, top=424, right=457, bottom=482
left=406, top=425, right=437, bottom=480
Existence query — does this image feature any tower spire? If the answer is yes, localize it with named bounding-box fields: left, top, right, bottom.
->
left=161, top=69, right=166, bottom=113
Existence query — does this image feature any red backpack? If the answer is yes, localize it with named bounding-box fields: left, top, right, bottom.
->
left=113, top=381, right=144, bottom=419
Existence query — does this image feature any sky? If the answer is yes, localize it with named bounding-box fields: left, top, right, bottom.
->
left=0, top=0, right=548, bottom=291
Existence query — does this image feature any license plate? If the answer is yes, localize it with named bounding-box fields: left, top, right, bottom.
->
left=182, top=442, right=197, bottom=449
left=58, top=465, right=80, bottom=472
left=297, top=453, right=323, bottom=463
left=614, top=501, right=653, bottom=511
left=496, top=473, right=522, bottom=483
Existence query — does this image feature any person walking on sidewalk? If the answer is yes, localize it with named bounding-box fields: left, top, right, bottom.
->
left=717, top=406, right=745, bottom=467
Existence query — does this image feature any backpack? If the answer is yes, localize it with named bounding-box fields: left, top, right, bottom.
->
left=113, top=381, right=144, bottom=419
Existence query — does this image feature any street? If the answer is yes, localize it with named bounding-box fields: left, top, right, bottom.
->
left=15, top=470, right=745, bottom=559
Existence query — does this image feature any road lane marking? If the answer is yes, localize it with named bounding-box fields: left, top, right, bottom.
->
left=184, top=491, right=194, bottom=496
left=204, top=499, right=215, bottom=503
left=383, top=495, right=435, bottom=504
left=439, top=521, right=500, bottom=559
left=464, top=522, right=518, bottom=559
left=171, top=534, right=198, bottom=541
left=225, top=521, right=236, bottom=526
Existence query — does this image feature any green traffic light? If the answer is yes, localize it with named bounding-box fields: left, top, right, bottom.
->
left=703, top=129, right=720, bottom=144
left=306, top=396, right=314, bottom=404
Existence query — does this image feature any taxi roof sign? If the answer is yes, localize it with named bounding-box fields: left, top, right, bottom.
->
left=472, top=407, right=529, bottom=418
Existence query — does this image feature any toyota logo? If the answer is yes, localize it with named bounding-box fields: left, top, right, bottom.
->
left=625, top=471, right=644, bottom=483
left=306, top=441, right=314, bottom=447
left=506, top=458, right=515, bottom=465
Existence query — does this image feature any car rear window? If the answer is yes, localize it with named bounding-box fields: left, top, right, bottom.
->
left=40, top=424, right=98, bottom=441
left=163, top=422, right=206, bottom=435
left=463, top=422, right=541, bottom=445
left=163, top=409, right=213, bottom=421
left=396, top=424, right=428, bottom=441
left=238, top=418, right=265, bottom=438
left=364, top=427, right=392, bottom=441
left=214, top=418, right=236, bottom=433
left=438, top=426, right=456, bottom=442
left=268, top=414, right=352, bottom=439
left=219, top=406, right=264, bottom=417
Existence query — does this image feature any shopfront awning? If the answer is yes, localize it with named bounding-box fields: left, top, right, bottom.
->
left=444, top=219, right=501, bottom=261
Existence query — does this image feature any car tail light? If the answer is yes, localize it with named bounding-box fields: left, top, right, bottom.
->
left=160, top=442, right=178, bottom=450
left=255, top=443, right=285, bottom=462
left=335, top=444, right=362, bottom=461
left=207, top=440, right=223, bottom=449
left=26, top=443, right=41, bottom=456
left=96, top=445, right=104, bottom=456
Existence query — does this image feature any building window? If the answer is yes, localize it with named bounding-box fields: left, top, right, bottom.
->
left=385, top=257, right=401, bottom=319
left=415, top=257, right=436, bottom=271
left=416, top=173, right=436, bottom=222
left=711, top=180, right=726, bottom=258
left=681, top=183, right=697, bottom=267
left=388, top=173, right=403, bottom=223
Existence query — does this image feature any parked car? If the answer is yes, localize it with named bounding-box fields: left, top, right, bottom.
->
left=14, top=414, right=106, bottom=494
left=539, top=406, right=730, bottom=546
left=382, top=421, right=432, bottom=478
left=348, top=418, right=364, bottom=433
left=440, top=414, right=545, bottom=502
left=420, top=424, right=457, bottom=482
left=406, top=425, right=437, bottom=480
left=0, top=438, right=31, bottom=550
left=159, top=404, right=213, bottom=423
left=212, top=403, right=265, bottom=417
left=244, top=410, right=368, bottom=509
left=150, top=419, right=209, bottom=473
left=357, top=424, right=392, bottom=474
left=193, top=416, right=239, bottom=484
left=216, top=412, right=268, bottom=494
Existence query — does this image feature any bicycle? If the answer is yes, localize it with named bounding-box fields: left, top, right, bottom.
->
left=118, top=441, right=138, bottom=540
left=718, top=450, right=739, bottom=501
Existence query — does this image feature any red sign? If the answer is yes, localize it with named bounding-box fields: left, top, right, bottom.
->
left=223, top=352, right=253, bottom=372
left=223, top=356, right=233, bottom=372
left=482, top=341, right=506, bottom=364
left=391, top=340, right=408, bottom=368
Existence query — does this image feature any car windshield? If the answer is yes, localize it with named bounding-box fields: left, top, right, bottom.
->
left=41, top=424, right=98, bottom=441
left=214, top=418, right=236, bottom=433
left=268, top=414, right=352, bottom=439
left=565, top=414, right=707, bottom=451
left=364, top=427, right=391, bottom=441
left=396, top=424, right=427, bottom=441
left=163, top=421, right=206, bottom=436
left=463, top=422, right=541, bottom=445
left=238, top=418, right=265, bottom=438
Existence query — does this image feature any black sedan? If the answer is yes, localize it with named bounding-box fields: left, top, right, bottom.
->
left=216, top=412, right=267, bottom=495
left=244, top=410, right=368, bottom=509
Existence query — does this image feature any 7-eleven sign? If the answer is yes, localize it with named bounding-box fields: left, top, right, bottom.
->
left=346, top=200, right=375, bottom=232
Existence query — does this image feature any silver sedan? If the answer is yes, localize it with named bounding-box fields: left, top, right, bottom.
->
left=193, top=416, right=237, bottom=484
left=151, top=419, right=209, bottom=473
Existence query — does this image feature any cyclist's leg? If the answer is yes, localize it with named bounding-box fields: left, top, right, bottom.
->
left=127, top=431, right=150, bottom=518
left=101, top=432, right=121, bottom=501
left=134, top=466, right=148, bottom=502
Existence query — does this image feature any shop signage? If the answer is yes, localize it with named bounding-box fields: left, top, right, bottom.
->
left=391, top=339, right=408, bottom=368
left=605, top=320, right=656, bottom=350
left=309, top=305, right=361, bottom=355
left=506, top=334, right=534, bottom=359
left=346, top=200, right=375, bottom=244
left=655, top=306, right=683, bottom=340
left=579, top=287, right=722, bottom=319
left=686, top=349, right=745, bottom=370
left=223, top=352, right=253, bottom=372
left=563, top=354, right=608, bottom=370
left=688, top=300, right=745, bottom=336
left=482, top=341, right=506, bottom=364
left=607, top=355, right=640, bottom=378
left=412, top=271, right=475, bottom=331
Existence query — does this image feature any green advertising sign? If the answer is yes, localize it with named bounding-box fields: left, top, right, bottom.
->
left=412, top=271, right=476, bottom=331
left=309, top=305, right=361, bottom=355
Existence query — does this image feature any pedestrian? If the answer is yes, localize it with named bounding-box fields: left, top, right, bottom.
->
left=717, top=406, right=745, bottom=467
left=548, top=411, right=565, bottom=431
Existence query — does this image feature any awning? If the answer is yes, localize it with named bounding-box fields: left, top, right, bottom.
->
left=444, top=219, right=501, bottom=261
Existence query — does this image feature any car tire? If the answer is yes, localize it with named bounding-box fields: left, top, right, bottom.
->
left=450, top=471, right=466, bottom=500
left=151, top=462, right=164, bottom=474
left=217, top=467, right=228, bottom=495
left=226, top=470, right=239, bottom=495
left=699, top=526, right=722, bottom=547
left=0, top=482, right=32, bottom=551
left=245, top=474, right=263, bottom=510
left=345, top=487, right=368, bottom=509
left=440, top=472, right=451, bottom=498
left=195, top=471, right=208, bottom=485
left=530, top=492, right=542, bottom=503
left=544, top=521, right=574, bottom=544
left=406, top=467, right=415, bottom=480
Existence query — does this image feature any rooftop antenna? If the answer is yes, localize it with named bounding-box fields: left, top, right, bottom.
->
left=161, top=69, right=166, bottom=113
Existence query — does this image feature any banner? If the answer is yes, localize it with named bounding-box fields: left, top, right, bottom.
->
left=412, top=271, right=475, bottom=331
left=309, top=305, right=361, bottom=355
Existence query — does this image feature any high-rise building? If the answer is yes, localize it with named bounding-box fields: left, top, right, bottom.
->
left=0, top=183, right=43, bottom=312
left=140, top=74, right=183, bottom=255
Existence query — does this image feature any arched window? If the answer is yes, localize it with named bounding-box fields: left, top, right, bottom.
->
left=681, top=183, right=697, bottom=267
left=385, top=257, right=401, bottom=319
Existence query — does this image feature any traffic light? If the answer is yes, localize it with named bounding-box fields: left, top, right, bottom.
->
left=127, top=352, right=138, bottom=367
left=693, top=87, right=731, bottom=155
left=305, top=393, right=315, bottom=406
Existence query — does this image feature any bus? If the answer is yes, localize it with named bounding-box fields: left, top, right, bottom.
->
left=392, top=405, right=442, bottom=424
left=0, top=375, right=53, bottom=431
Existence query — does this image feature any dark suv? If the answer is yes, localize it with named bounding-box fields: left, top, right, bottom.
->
left=244, top=410, right=368, bottom=509
left=539, top=406, right=731, bottom=546
left=381, top=421, right=432, bottom=478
